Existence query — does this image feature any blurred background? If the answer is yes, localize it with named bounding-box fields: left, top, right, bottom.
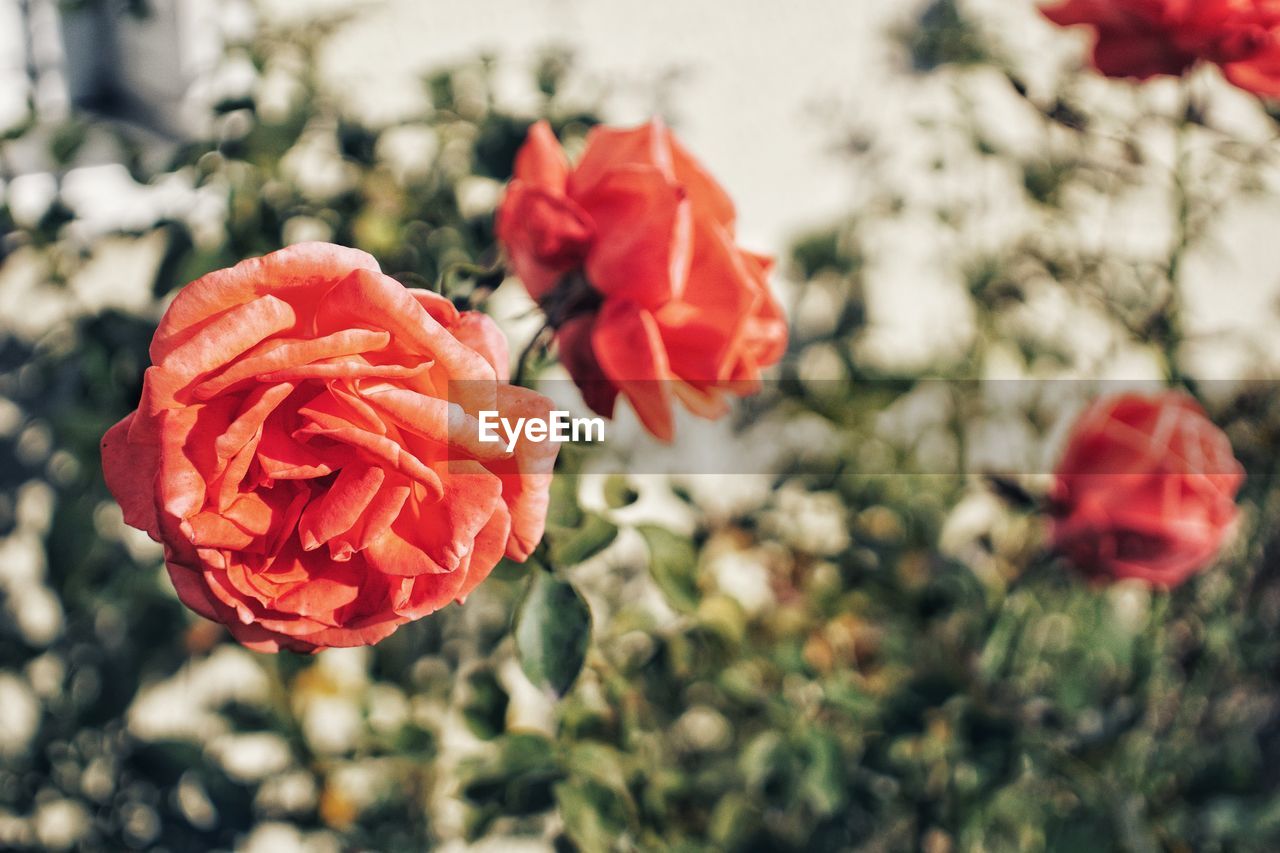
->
left=4, top=1, right=1280, bottom=850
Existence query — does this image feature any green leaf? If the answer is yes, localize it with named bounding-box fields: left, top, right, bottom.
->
left=555, top=779, right=632, bottom=853
left=550, top=513, right=618, bottom=567
left=564, top=742, right=632, bottom=799
left=461, top=666, right=509, bottom=740
left=603, top=474, right=640, bottom=509
left=459, top=733, right=563, bottom=816
left=514, top=572, right=592, bottom=696
left=798, top=731, right=846, bottom=817
left=547, top=475, right=585, bottom=528
left=638, top=525, right=700, bottom=613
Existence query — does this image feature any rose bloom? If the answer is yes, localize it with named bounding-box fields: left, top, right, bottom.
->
left=101, top=243, right=558, bottom=652
left=495, top=119, right=787, bottom=441
left=1041, top=0, right=1280, bottom=96
left=1050, top=392, right=1244, bottom=588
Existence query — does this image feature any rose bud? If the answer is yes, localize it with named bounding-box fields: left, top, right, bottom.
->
left=1041, top=0, right=1280, bottom=97
left=1050, top=391, right=1244, bottom=588
left=101, top=242, right=558, bottom=653
left=496, top=119, right=788, bottom=441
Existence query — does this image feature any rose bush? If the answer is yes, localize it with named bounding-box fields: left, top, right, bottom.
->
left=1050, top=391, right=1244, bottom=587
left=496, top=119, right=788, bottom=441
left=1041, top=0, right=1280, bottom=96
left=100, top=242, right=558, bottom=652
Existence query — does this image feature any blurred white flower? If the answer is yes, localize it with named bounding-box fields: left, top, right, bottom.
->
left=127, top=646, right=271, bottom=741
left=315, top=647, right=370, bottom=690
left=366, top=684, right=410, bottom=734
left=1108, top=581, right=1153, bottom=636
left=10, top=585, right=62, bottom=646
left=238, top=822, right=340, bottom=853
left=301, top=695, right=362, bottom=756
left=24, top=653, right=63, bottom=699
left=455, top=175, right=502, bottom=219
left=33, top=799, right=90, bottom=851
left=255, top=771, right=318, bottom=817
left=707, top=547, right=775, bottom=617
left=6, top=172, right=56, bottom=229
left=763, top=485, right=850, bottom=556
left=0, top=672, right=39, bottom=758
left=208, top=732, right=294, bottom=782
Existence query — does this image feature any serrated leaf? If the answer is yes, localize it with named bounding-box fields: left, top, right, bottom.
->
left=515, top=572, right=592, bottom=696
left=638, top=525, right=700, bottom=612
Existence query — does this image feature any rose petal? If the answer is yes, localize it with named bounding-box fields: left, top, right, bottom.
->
left=364, top=461, right=503, bottom=577
left=568, top=121, right=677, bottom=197
left=591, top=300, right=676, bottom=442
left=513, top=120, right=571, bottom=190
left=160, top=295, right=297, bottom=383
left=483, top=384, right=558, bottom=561
left=193, top=329, right=390, bottom=400
left=454, top=503, right=512, bottom=603
left=496, top=182, right=594, bottom=302
left=298, top=465, right=386, bottom=553
left=101, top=413, right=161, bottom=540
left=452, top=312, right=511, bottom=381
left=555, top=314, right=619, bottom=419
left=151, top=242, right=379, bottom=363
left=577, top=164, right=692, bottom=307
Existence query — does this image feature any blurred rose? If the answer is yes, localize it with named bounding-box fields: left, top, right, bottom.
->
left=101, top=243, right=557, bottom=652
left=1050, top=392, right=1243, bottom=587
left=1041, top=0, right=1280, bottom=96
left=496, top=119, right=787, bottom=441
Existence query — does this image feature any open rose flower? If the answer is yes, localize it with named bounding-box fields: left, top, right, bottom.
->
left=495, top=119, right=787, bottom=441
left=1050, top=391, right=1244, bottom=588
left=101, top=243, right=557, bottom=652
left=1041, top=0, right=1280, bottom=97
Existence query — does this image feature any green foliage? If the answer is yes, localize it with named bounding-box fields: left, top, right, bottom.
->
left=898, top=0, right=997, bottom=72
left=514, top=572, right=593, bottom=697
left=639, top=525, right=701, bottom=614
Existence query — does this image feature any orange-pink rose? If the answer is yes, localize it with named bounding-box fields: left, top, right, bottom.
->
left=1042, top=0, right=1280, bottom=97
left=496, top=119, right=787, bottom=441
left=101, top=243, right=557, bottom=652
left=1050, top=391, right=1243, bottom=587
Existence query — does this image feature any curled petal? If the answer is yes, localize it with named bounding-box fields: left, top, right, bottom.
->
left=152, top=242, right=379, bottom=363
left=452, top=312, right=511, bottom=381
left=193, top=329, right=390, bottom=400
left=102, top=413, right=161, bottom=540
left=364, top=461, right=503, bottom=577
left=298, top=465, right=386, bottom=554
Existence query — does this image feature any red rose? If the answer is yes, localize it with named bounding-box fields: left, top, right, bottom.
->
left=1050, top=392, right=1244, bottom=587
left=495, top=119, right=787, bottom=441
left=101, top=243, right=558, bottom=652
left=1041, top=0, right=1280, bottom=97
